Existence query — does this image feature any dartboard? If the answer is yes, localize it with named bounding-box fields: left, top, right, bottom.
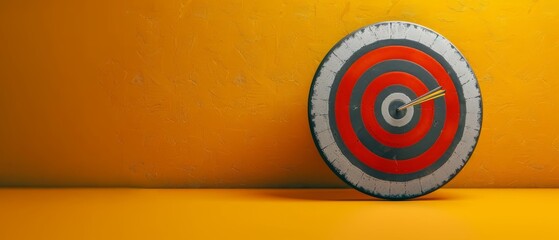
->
left=308, top=21, right=482, bottom=200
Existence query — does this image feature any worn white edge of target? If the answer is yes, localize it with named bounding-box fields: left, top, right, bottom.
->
left=310, top=21, right=482, bottom=199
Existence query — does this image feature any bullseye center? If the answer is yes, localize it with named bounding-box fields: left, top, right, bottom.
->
left=380, top=92, right=414, bottom=127
left=388, top=100, right=406, bottom=119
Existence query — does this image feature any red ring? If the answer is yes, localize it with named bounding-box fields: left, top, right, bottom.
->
left=360, top=72, right=433, bottom=148
left=334, top=45, right=460, bottom=174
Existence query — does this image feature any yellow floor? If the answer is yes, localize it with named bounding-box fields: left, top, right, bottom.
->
left=0, top=189, right=557, bottom=239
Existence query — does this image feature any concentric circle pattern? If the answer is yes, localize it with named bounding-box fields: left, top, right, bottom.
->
left=308, top=21, right=482, bottom=200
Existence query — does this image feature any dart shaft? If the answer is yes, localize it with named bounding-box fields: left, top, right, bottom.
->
left=398, top=87, right=446, bottom=111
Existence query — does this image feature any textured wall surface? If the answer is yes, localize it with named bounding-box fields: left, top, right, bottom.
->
left=0, top=0, right=558, bottom=187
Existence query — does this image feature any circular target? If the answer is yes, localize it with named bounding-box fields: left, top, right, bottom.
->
left=308, top=21, right=482, bottom=200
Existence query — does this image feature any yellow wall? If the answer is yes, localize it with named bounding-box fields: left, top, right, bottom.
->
left=0, top=0, right=557, bottom=187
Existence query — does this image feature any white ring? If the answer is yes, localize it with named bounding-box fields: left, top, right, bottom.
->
left=380, top=93, right=413, bottom=127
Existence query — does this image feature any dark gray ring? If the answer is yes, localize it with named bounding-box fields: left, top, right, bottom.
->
left=349, top=60, right=446, bottom=160
left=326, top=39, right=466, bottom=182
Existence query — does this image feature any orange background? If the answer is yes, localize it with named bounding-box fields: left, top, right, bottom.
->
left=0, top=0, right=558, bottom=187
